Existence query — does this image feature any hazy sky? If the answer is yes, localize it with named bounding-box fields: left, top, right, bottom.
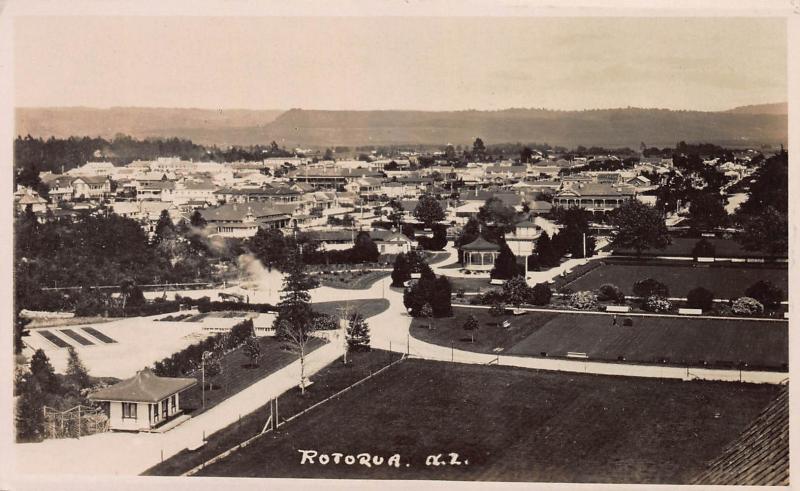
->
left=14, top=16, right=787, bottom=111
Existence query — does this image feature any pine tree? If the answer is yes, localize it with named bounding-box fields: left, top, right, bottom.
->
left=346, top=311, right=371, bottom=350
left=491, top=243, right=520, bottom=280
left=16, top=374, right=46, bottom=442
left=29, top=349, right=58, bottom=394
left=431, top=276, right=453, bottom=317
left=275, top=250, right=317, bottom=339
left=536, top=231, right=558, bottom=267
left=65, top=347, right=91, bottom=390
left=391, top=253, right=411, bottom=287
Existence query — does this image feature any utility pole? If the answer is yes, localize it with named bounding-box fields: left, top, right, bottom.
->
left=583, top=232, right=587, bottom=263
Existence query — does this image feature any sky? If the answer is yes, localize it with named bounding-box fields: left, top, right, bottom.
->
left=13, top=16, right=787, bottom=112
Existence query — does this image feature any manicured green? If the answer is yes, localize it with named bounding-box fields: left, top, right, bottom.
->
left=411, top=307, right=787, bottom=370
left=565, top=262, right=787, bottom=299
left=312, top=299, right=390, bottom=319
left=194, top=359, right=780, bottom=483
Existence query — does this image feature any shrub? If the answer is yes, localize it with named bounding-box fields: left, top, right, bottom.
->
left=597, top=283, right=625, bottom=304
left=643, top=295, right=672, bottom=313
left=480, top=290, right=505, bottom=306
left=569, top=291, right=598, bottom=310
left=744, top=280, right=783, bottom=310
left=633, top=278, right=669, bottom=298
left=732, top=297, right=764, bottom=316
left=489, top=302, right=507, bottom=317
left=530, top=283, right=552, bottom=306
left=686, top=287, right=714, bottom=311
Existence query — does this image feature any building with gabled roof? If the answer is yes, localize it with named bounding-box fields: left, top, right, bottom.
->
left=88, top=367, right=197, bottom=432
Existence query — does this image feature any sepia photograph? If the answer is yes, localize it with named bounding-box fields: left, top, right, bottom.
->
left=1, top=1, right=795, bottom=489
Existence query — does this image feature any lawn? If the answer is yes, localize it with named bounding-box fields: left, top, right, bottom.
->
left=564, top=262, right=788, bottom=299
left=179, top=336, right=326, bottom=415
left=613, top=237, right=782, bottom=258
left=193, top=359, right=781, bottom=483
left=312, top=298, right=390, bottom=319
left=318, top=270, right=390, bottom=289
left=144, top=348, right=402, bottom=476
left=411, top=307, right=788, bottom=370
left=447, top=276, right=501, bottom=294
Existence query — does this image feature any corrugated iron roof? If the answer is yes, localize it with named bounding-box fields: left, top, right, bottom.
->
left=691, top=385, right=789, bottom=486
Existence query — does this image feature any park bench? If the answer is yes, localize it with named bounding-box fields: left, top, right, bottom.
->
left=566, top=351, right=588, bottom=359
left=678, top=308, right=702, bottom=316
left=489, top=278, right=506, bottom=286
left=606, top=305, right=630, bottom=313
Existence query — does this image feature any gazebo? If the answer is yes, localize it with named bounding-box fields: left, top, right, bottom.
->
left=89, top=367, right=197, bottom=432
left=460, top=236, right=501, bottom=271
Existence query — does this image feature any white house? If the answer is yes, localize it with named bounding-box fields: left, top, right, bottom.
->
left=372, top=231, right=415, bottom=255
left=88, top=368, right=196, bottom=432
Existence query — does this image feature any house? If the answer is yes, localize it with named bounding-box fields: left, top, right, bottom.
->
left=16, top=191, right=48, bottom=213
left=88, top=367, right=196, bottom=432
left=173, top=178, right=218, bottom=205
left=460, top=236, right=501, bottom=272
left=72, top=176, right=112, bottom=200
left=201, top=202, right=291, bottom=238
left=553, top=183, right=636, bottom=213
left=371, top=230, right=415, bottom=255
left=68, top=161, right=116, bottom=177
left=308, top=230, right=356, bottom=251
left=626, top=175, right=652, bottom=188
left=136, top=180, right=175, bottom=201
left=44, top=175, right=76, bottom=202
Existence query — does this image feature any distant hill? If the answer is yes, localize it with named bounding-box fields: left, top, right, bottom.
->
left=16, top=105, right=787, bottom=149
left=724, top=102, right=787, bottom=115
left=15, top=107, right=285, bottom=146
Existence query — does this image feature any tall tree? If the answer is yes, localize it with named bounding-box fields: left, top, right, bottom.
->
left=738, top=206, right=788, bottom=256
left=190, top=209, right=207, bottom=228
left=609, top=200, right=671, bottom=255
left=391, top=253, right=411, bottom=287
left=491, top=243, right=521, bottom=280
left=413, top=195, right=445, bottom=228
left=154, top=209, right=175, bottom=243
left=275, top=251, right=317, bottom=339
left=473, top=138, right=486, bottom=161
left=16, top=374, right=46, bottom=442
left=535, top=231, right=559, bottom=267
left=29, top=349, right=58, bottom=394
left=65, top=347, right=91, bottom=390
left=689, top=192, right=727, bottom=231
left=477, top=197, right=517, bottom=234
